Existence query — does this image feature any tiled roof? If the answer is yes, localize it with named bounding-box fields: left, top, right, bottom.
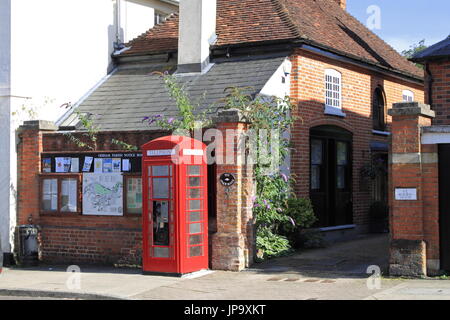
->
left=60, top=56, right=286, bottom=131
left=119, top=0, right=423, bottom=79
left=411, top=36, right=450, bottom=62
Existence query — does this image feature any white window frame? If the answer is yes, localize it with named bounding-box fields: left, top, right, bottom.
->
left=324, top=69, right=345, bottom=117
left=402, top=90, right=414, bottom=102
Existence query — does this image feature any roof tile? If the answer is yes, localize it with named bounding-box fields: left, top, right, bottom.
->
left=120, top=0, right=423, bottom=79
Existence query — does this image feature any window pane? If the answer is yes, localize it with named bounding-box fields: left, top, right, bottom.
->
left=189, top=177, right=201, bottom=187
left=189, top=211, right=202, bottom=222
left=337, top=166, right=346, bottom=189
left=189, top=246, right=202, bottom=257
left=61, top=178, right=77, bottom=212
left=127, top=177, right=142, bottom=214
left=188, top=165, right=201, bottom=176
left=152, top=166, right=169, bottom=176
left=189, top=188, right=202, bottom=199
left=337, top=142, right=348, bottom=165
left=42, top=178, right=58, bottom=211
left=188, top=200, right=201, bottom=210
left=154, top=247, right=170, bottom=258
left=153, top=201, right=170, bottom=246
left=153, top=178, right=169, bottom=199
left=189, top=223, right=202, bottom=234
left=311, top=139, right=323, bottom=165
left=189, top=235, right=202, bottom=245
left=311, top=166, right=320, bottom=190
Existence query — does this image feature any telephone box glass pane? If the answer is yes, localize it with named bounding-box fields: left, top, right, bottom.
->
left=189, top=200, right=201, bottom=210
left=154, top=247, right=170, bottom=258
left=189, top=246, right=202, bottom=257
left=188, top=165, right=201, bottom=176
left=153, top=165, right=170, bottom=177
left=189, top=211, right=202, bottom=222
left=153, top=178, right=169, bottom=199
left=189, top=188, right=202, bottom=199
left=153, top=201, right=170, bottom=246
left=189, top=223, right=202, bottom=234
left=189, top=177, right=201, bottom=187
left=189, top=235, right=202, bottom=245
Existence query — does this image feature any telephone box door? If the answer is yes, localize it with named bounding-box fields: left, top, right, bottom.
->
left=142, top=135, right=208, bottom=276
left=143, top=162, right=178, bottom=273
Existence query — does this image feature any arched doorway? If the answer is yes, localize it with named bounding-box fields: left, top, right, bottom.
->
left=310, top=125, right=353, bottom=228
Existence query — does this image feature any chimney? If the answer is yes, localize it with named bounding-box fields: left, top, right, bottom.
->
left=178, top=0, right=217, bottom=73
left=335, top=0, right=346, bottom=10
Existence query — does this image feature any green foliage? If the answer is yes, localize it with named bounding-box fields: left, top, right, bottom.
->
left=256, top=227, right=292, bottom=260
left=64, top=109, right=138, bottom=151
left=111, top=139, right=139, bottom=151
left=283, top=198, right=317, bottom=232
left=63, top=110, right=99, bottom=150
left=401, top=39, right=428, bottom=69
left=221, top=87, right=309, bottom=259
left=155, top=80, right=317, bottom=260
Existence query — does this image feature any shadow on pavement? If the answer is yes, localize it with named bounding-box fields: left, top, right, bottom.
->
left=246, top=233, right=389, bottom=279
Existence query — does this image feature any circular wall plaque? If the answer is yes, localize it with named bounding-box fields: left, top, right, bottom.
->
left=219, top=173, right=236, bottom=186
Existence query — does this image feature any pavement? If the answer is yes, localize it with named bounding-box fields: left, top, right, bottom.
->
left=1, top=234, right=450, bottom=300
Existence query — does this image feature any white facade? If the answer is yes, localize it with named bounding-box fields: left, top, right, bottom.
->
left=0, top=0, right=178, bottom=254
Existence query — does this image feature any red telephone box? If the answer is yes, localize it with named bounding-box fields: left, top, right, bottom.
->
left=141, top=135, right=208, bottom=276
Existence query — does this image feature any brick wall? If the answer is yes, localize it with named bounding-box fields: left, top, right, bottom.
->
left=388, top=102, right=437, bottom=276
left=289, top=48, right=424, bottom=228
left=426, top=60, right=450, bottom=125
left=17, top=124, right=164, bottom=265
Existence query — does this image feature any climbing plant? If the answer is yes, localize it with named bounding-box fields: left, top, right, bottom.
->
left=147, top=73, right=317, bottom=260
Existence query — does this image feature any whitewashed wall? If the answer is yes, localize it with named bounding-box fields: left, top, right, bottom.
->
left=0, top=0, right=178, bottom=254
left=0, top=0, right=12, bottom=254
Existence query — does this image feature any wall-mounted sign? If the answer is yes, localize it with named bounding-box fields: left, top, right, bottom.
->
left=183, top=149, right=203, bottom=156
left=82, top=173, right=123, bottom=216
left=41, top=152, right=142, bottom=174
left=220, top=173, right=236, bottom=187
left=147, top=149, right=175, bottom=157
left=395, top=188, right=417, bottom=201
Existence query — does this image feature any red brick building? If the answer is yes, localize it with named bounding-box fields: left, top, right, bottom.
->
left=17, top=0, right=424, bottom=271
left=389, top=36, right=450, bottom=276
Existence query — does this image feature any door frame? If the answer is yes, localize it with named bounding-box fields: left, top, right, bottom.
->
left=309, top=125, right=353, bottom=228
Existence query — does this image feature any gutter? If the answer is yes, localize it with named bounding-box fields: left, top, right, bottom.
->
left=211, top=38, right=424, bottom=85
left=293, top=38, right=424, bottom=84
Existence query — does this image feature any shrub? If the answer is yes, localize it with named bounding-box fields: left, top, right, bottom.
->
left=256, top=227, right=292, bottom=260
left=284, top=198, right=317, bottom=231
left=280, top=198, right=319, bottom=249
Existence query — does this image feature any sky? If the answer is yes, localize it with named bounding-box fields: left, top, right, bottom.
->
left=347, top=0, right=450, bottom=53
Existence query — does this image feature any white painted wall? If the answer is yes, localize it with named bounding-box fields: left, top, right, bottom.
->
left=0, top=0, right=178, bottom=254
left=121, top=0, right=155, bottom=43
left=259, top=58, right=292, bottom=178
left=0, top=0, right=12, bottom=254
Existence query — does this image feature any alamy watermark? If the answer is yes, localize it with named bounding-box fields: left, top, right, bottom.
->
left=66, top=265, right=82, bottom=290
left=366, top=265, right=382, bottom=290
left=366, top=5, right=381, bottom=30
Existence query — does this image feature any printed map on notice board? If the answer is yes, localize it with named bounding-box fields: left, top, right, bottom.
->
left=82, top=173, right=123, bottom=216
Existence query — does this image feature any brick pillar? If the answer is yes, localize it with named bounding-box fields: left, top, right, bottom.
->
left=211, top=109, right=255, bottom=271
left=388, top=102, right=435, bottom=277
left=17, top=121, right=57, bottom=225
